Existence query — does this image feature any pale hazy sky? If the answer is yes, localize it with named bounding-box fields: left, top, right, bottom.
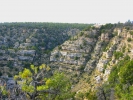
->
left=0, top=0, right=133, bottom=23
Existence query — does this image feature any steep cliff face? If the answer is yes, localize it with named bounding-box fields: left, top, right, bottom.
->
left=92, top=27, right=133, bottom=84
left=49, top=24, right=133, bottom=99
left=50, top=31, right=97, bottom=66
left=49, top=29, right=100, bottom=82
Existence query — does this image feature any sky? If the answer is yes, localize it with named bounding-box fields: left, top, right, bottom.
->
left=0, top=0, right=133, bottom=24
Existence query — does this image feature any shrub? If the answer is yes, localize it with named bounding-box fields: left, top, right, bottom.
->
left=127, top=38, right=132, bottom=42
left=83, top=40, right=87, bottom=46
left=122, top=46, right=126, bottom=53
left=113, top=31, right=118, bottom=37
left=58, top=46, right=62, bottom=50
left=130, top=31, right=133, bottom=35
left=74, top=56, right=80, bottom=60
left=79, top=32, right=84, bottom=36
left=113, top=51, right=123, bottom=59
left=0, top=72, right=2, bottom=76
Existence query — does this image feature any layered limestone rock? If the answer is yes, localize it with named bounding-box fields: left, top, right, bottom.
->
left=88, top=28, right=133, bottom=91
left=50, top=30, right=99, bottom=73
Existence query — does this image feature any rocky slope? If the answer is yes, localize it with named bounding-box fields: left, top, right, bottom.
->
left=49, top=23, right=133, bottom=99
left=0, top=22, right=90, bottom=76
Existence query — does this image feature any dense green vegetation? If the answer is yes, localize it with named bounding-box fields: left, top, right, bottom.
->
left=100, top=23, right=114, bottom=33
left=103, top=56, right=133, bottom=99
left=0, top=22, right=92, bottom=51
left=14, top=64, right=73, bottom=100
left=0, top=22, right=92, bottom=30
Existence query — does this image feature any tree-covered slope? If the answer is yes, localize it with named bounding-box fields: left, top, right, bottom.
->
left=0, top=22, right=92, bottom=76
